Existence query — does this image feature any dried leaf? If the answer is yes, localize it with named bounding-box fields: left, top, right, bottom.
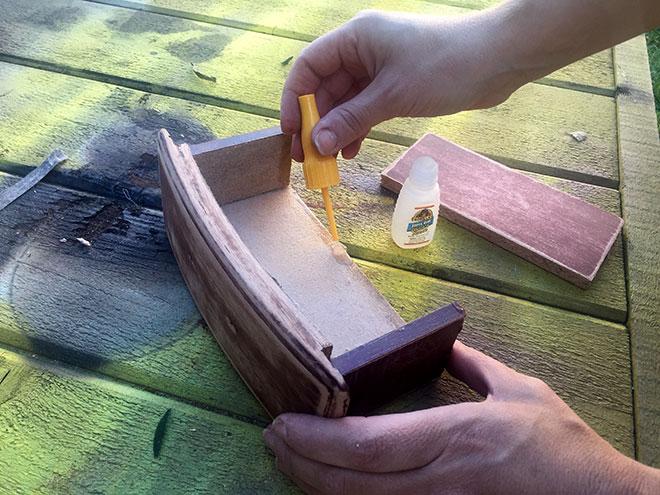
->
left=191, top=63, right=217, bottom=83
left=153, top=408, right=172, bottom=458
left=281, top=56, right=294, bottom=66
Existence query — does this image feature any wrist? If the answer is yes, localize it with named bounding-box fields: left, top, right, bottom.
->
left=598, top=450, right=660, bottom=494
left=450, top=8, right=532, bottom=109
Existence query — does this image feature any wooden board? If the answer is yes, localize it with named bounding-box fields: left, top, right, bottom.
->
left=334, top=302, right=464, bottom=414
left=381, top=133, right=623, bottom=287
left=95, top=0, right=616, bottom=95
left=223, top=188, right=404, bottom=355
left=0, top=0, right=619, bottom=186
left=0, top=170, right=633, bottom=453
left=159, top=130, right=349, bottom=417
left=0, top=346, right=296, bottom=493
left=614, top=35, right=660, bottom=468
left=0, top=64, right=627, bottom=321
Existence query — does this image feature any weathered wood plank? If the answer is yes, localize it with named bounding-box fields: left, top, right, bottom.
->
left=0, top=0, right=619, bottom=186
left=0, top=173, right=632, bottom=453
left=614, top=35, right=660, bottom=468
left=0, top=64, right=626, bottom=320
left=0, top=346, right=296, bottom=493
left=94, top=0, right=615, bottom=94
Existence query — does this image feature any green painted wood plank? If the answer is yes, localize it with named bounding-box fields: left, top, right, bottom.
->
left=92, top=0, right=615, bottom=94
left=0, top=347, right=296, bottom=493
left=614, top=36, right=660, bottom=468
left=359, top=260, right=633, bottom=457
left=0, top=172, right=632, bottom=453
left=0, top=63, right=626, bottom=320
left=0, top=0, right=618, bottom=186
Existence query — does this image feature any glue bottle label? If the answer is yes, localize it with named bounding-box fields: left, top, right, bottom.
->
left=405, top=207, right=435, bottom=245
left=390, top=155, right=440, bottom=250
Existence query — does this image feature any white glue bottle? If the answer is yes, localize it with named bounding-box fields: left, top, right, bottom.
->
left=391, top=156, right=440, bottom=249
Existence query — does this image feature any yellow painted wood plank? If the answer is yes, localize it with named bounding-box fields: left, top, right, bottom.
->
left=0, top=63, right=626, bottom=320
left=98, top=0, right=615, bottom=94
left=614, top=35, right=660, bottom=468
left=0, top=346, right=296, bottom=493
left=0, top=0, right=618, bottom=186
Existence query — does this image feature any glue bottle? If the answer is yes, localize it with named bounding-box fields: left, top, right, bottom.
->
left=391, top=156, right=440, bottom=249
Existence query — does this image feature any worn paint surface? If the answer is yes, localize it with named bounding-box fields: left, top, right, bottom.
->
left=97, top=0, right=616, bottom=93
left=0, top=0, right=618, bottom=186
left=0, top=0, right=653, bottom=489
left=0, top=348, right=295, bottom=493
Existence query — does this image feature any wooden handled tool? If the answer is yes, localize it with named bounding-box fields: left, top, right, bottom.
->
left=298, top=94, right=340, bottom=240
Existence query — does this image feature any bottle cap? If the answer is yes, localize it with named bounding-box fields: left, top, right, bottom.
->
left=408, top=156, right=438, bottom=188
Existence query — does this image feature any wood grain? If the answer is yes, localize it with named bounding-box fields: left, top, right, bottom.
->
left=191, top=127, right=292, bottom=205
left=163, top=128, right=464, bottom=414
left=614, top=35, right=660, bottom=468
left=382, top=134, right=623, bottom=287
left=0, top=64, right=626, bottom=320
left=91, top=0, right=615, bottom=95
left=334, top=303, right=464, bottom=415
left=0, top=346, right=296, bottom=493
left=0, top=0, right=619, bottom=186
left=159, top=130, right=348, bottom=417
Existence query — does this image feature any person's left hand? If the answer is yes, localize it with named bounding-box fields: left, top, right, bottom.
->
left=263, top=341, right=648, bottom=495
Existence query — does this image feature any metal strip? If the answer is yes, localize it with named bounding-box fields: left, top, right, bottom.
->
left=0, top=150, right=68, bottom=211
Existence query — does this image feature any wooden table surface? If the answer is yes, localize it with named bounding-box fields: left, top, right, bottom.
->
left=0, top=0, right=657, bottom=491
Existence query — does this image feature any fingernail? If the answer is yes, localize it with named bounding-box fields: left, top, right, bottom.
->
left=314, top=129, right=337, bottom=155
left=270, top=417, right=288, bottom=439
left=263, top=428, right=275, bottom=448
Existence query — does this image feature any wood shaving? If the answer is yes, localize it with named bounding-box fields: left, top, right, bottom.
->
left=191, top=63, right=217, bottom=83
left=569, top=131, right=588, bottom=142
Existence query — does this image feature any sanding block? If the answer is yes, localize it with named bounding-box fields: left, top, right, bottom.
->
left=381, top=133, right=623, bottom=288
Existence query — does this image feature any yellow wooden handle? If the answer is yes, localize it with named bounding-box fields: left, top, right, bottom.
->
left=298, top=94, right=340, bottom=190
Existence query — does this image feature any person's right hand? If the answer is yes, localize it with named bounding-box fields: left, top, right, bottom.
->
left=280, top=10, right=522, bottom=162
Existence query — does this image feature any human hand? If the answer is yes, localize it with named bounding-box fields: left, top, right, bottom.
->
left=280, top=10, right=519, bottom=162
left=264, top=341, right=659, bottom=494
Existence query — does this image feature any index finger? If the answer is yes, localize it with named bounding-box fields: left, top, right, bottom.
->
left=266, top=402, right=480, bottom=473
left=280, top=25, right=352, bottom=135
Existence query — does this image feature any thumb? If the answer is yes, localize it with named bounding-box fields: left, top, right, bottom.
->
left=312, top=81, right=390, bottom=156
left=447, top=341, right=523, bottom=398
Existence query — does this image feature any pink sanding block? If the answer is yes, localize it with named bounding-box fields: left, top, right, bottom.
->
left=381, top=133, right=623, bottom=288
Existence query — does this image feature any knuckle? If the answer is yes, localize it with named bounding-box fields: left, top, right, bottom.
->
left=524, top=376, right=554, bottom=399
left=336, top=105, right=367, bottom=136
left=353, top=9, right=382, bottom=23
